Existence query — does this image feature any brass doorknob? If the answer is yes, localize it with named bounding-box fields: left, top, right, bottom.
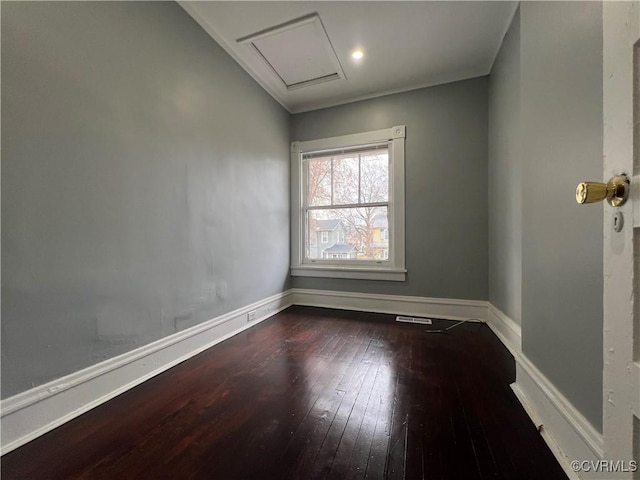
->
left=576, top=174, right=629, bottom=206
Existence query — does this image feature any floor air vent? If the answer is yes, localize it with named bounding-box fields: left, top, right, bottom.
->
left=396, top=316, right=432, bottom=325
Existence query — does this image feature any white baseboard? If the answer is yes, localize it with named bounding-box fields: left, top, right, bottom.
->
left=485, top=302, right=603, bottom=479
left=290, top=288, right=488, bottom=321
left=0, top=289, right=605, bottom=480
left=0, top=288, right=486, bottom=456
left=0, top=291, right=293, bottom=455
left=486, top=303, right=521, bottom=356
left=513, top=353, right=604, bottom=459
left=511, top=346, right=604, bottom=479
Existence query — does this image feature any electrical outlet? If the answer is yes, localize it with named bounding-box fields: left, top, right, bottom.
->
left=247, top=310, right=257, bottom=322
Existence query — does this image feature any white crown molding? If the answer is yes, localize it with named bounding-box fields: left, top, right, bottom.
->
left=289, top=73, right=489, bottom=114
left=1, top=291, right=293, bottom=455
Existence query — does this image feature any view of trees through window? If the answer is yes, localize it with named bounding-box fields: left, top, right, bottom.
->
left=304, top=146, right=390, bottom=261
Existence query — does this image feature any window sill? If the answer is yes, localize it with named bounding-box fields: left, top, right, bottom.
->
left=290, top=266, right=406, bottom=281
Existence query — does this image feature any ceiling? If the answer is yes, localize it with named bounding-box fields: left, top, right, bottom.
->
left=179, top=1, right=518, bottom=114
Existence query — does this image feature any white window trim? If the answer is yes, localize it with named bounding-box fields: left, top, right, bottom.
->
left=290, top=126, right=406, bottom=281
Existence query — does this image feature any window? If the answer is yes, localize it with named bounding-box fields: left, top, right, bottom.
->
left=290, top=126, right=406, bottom=281
left=320, top=231, right=329, bottom=243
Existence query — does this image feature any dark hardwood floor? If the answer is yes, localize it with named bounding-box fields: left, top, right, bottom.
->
left=1, top=306, right=567, bottom=479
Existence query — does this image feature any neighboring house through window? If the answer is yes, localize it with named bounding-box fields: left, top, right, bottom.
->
left=290, top=126, right=406, bottom=281
left=371, top=214, right=389, bottom=260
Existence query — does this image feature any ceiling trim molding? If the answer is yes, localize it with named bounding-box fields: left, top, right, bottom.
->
left=289, top=73, right=488, bottom=115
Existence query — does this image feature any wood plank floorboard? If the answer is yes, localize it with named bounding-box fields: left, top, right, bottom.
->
left=1, top=306, right=567, bottom=479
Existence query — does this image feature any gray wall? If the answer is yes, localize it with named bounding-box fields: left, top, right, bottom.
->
left=291, top=78, right=489, bottom=300
left=520, top=1, right=604, bottom=432
left=488, top=8, right=522, bottom=325
left=1, top=2, right=291, bottom=398
left=489, top=2, right=604, bottom=431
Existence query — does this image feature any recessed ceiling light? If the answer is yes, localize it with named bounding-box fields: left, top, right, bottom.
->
left=351, top=50, right=364, bottom=60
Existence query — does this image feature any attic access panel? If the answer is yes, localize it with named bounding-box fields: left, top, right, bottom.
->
left=237, top=14, right=345, bottom=91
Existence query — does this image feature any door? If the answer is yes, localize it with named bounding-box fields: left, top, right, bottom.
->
left=602, top=2, right=639, bottom=477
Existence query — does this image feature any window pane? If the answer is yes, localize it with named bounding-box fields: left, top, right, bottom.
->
left=360, top=152, right=389, bottom=203
left=332, top=154, right=359, bottom=205
left=306, top=146, right=389, bottom=208
left=306, top=206, right=389, bottom=261
left=307, top=158, right=332, bottom=206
